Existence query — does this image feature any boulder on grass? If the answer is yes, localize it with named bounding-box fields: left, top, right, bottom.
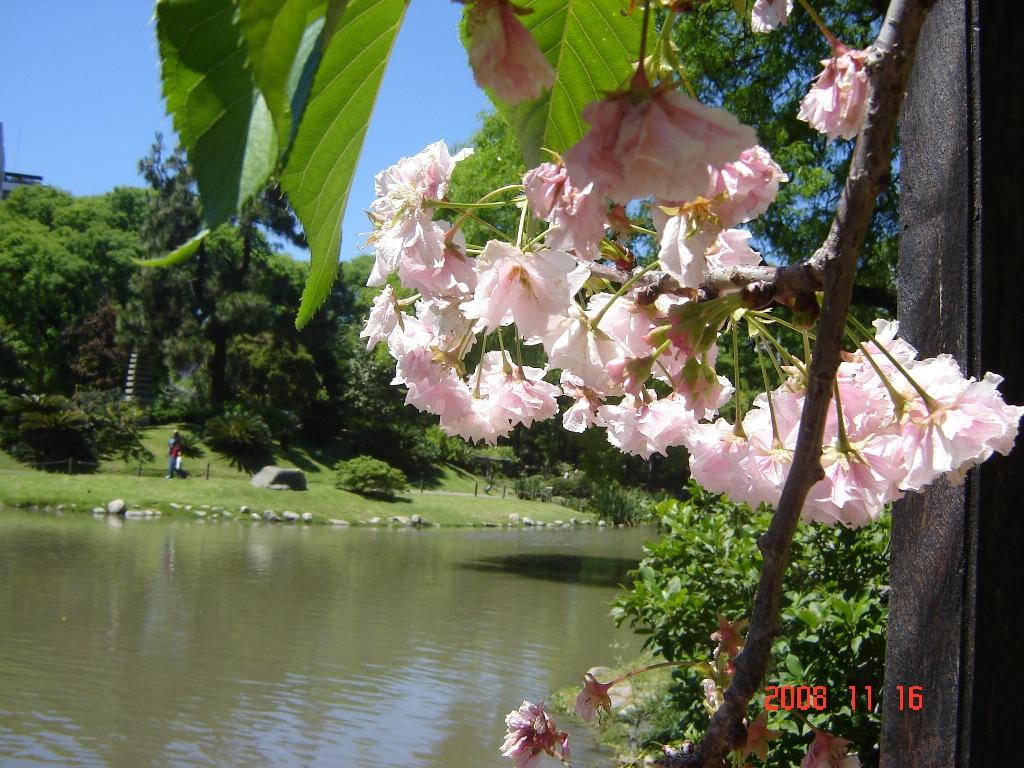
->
left=250, top=466, right=307, bottom=491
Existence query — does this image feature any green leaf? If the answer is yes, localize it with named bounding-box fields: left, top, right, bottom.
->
left=134, top=230, right=209, bottom=268
left=282, top=0, right=407, bottom=329
left=157, top=0, right=279, bottom=227
left=235, top=0, right=339, bottom=149
left=785, top=653, right=804, bottom=679
left=489, top=0, right=645, bottom=167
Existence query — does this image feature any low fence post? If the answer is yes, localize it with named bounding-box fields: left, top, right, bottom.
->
left=474, top=481, right=478, bottom=497
left=205, top=463, right=210, bottom=480
left=67, top=457, right=73, bottom=474
left=137, top=462, right=142, bottom=478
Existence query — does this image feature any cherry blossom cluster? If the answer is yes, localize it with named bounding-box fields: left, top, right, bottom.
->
left=689, top=317, right=1024, bottom=527
left=360, top=131, right=1022, bottom=528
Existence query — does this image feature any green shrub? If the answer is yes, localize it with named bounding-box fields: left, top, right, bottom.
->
left=586, top=481, right=650, bottom=525
left=203, top=409, right=272, bottom=458
left=0, top=390, right=151, bottom=468
left=610, top=481, right=889, bottom=765
left=513, top=474, right=549, bottom=500
left=550, top=472, right=592, bottom=499
left=335, top=455, right=407, bottom=499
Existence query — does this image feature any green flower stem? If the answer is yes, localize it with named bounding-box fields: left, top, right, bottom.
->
left=609, top=658, right=700, bottom=688
left=757, top=346, right=783, bottom=448
left=832, top=380, right=852, bottom=453
left=515, top=199, right=530, bottom=249
left=447, top=184, right=523, bottom=240
left=396, top=293, right=420, bottom=307
left=795, top=0, right=840, bottom=48
left=636, top=0, right=653, bottom=88
left=802, top=330, right=812, bottom=368
left=473, top=332, right=490, bottom=397
left=591, top=260, right=662, bottom=329
left=747, top=315, right=807, bottom=378
left=732, top=322, right=747, bottom=438
left=844, top=329, right=907, bottom=414
left=630, top=224, right=658, bottom=237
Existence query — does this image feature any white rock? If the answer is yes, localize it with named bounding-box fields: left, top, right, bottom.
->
left=193, top=510, right=207, bottom=518
left=250, top=512, right=261, bottom=521
left=107, top=499, right=126, bottom=516
left=281, top=511, right=299, bottom=522
left=301, top=512, right=313, bottom=523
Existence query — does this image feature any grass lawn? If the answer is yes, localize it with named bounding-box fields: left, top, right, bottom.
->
left=0, top=427, right=589, bottom=527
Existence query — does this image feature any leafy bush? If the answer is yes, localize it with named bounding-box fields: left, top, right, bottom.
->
left=586, top=481, right=650, bottom=525
left=0, top=390, right=151, bottom=468
left=334, top=455, right=407, bottom=499
left=514, top=474, right=549, bottom=500
left=550, top=471, right=593, bottom=499
left=203, top=408, right=272, bottom=460
left=610, top=482, right=889, bottom=766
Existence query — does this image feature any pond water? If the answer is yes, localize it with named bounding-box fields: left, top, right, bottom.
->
left=0, top=511, right=649, bottom=767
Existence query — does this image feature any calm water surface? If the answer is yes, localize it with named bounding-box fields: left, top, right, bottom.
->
left=0, top=510, right=648, bottom=767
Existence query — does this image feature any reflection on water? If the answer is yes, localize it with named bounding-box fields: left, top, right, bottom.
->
left=0, top=511, right=648, bottom=767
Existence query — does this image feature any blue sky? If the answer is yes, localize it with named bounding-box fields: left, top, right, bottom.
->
left=0, top=0, right=490, bottom=260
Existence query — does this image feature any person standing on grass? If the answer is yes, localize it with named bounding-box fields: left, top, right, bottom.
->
left=167, top=430, right=182, bottom=479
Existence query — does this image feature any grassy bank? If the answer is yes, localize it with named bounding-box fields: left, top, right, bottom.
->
left=0, top=427, right=591, bottom=527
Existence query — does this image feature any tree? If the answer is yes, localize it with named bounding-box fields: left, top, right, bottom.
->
left=0, top=185, right=143, bottom=393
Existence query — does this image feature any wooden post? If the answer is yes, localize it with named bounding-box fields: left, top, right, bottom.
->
left=883, top=1, right=1024, bottom=764
left=137, top=462, right=142, bottom=478
left=502, top=484, right=506, bottom=498
left=474, top=481, right=478, bottom=497
left=205, top=462, right=210, bottom=480
left=67, top=457, right=73, bottom=474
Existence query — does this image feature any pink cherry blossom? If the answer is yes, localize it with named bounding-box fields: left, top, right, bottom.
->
left=707, top=145, right=788, bottom=227
left=360, top=284, right=402, bottom=350
left=704, top=229, right=762, bottom=271
left=685, top=419, right=753, bottom=503
left=545, top=306, right=624, bottom=394
left=586, top=293, right=659, bottom=358
left=479, top=353, right=561, bottom=428
left=897, top=357, right=1023, bottom=491
left=751, top=0, right=793, bottom=33
left=608, top=356, right=654, bottom=397
left=801, top=731, right=860, bottom=768
left=397, top=224, right=477, bottom=298
left=798, top=45, right=871, bottom=141
left=463, top=241, right=585, bottom=341
left=574, top=673, right=614, bottom=722
left=560, top=371, right=603, bottom=432
left=597, top=395, right=659, bottom=459
left=644, top=394, right=701, bottom=454
left=500, top=700, right=570, bottom=768
left=366, top=141, right=472, bottom=285
left=523, top=162, right=606, bottom=260
left=564, top=88, right=757, bottom=204
left=652, top=206, right=717, bottom=289
left=804, top=436, right=905, bottom=527
left=467, top=0, right=554, bottom=105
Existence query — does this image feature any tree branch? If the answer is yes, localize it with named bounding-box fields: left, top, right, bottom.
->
left=653, top=1, right=938, bottom=765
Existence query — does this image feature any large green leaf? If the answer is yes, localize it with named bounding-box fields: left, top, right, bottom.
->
left=281, top=0, right=407, bottom=329
left=236, top=0, right=319, bottom=148
left=157, top=0, right=278, bottom=227
left=493, top=0, right=645, bottom=167
left=235, top=0, right=350, bottom=152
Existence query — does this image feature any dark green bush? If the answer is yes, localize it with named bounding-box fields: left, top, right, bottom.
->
left=334, top=455, right=407, bottom=499
left=0, top=390, right=150, bottom=468
left=203, top=409, right=272, bottom=457
left=610, top=481, right=889, bottom=765
left=551, top=472, right=593, bottom=499
left=513, top=474, right=549, bottom=500
left=586, top=481, right=650, bottom=525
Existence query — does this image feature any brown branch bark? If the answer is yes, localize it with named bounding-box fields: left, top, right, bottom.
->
left=654, top=1, right=938, bottom=765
